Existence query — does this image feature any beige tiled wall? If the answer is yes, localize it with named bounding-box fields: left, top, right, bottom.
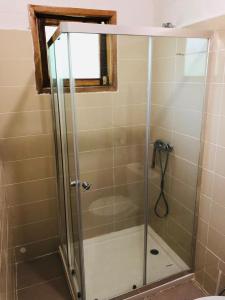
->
left=195, top=30, right=225, bottom=294
left=0, top=152, right=16, bottom=299
left=76, top=35, right=148, bottom=238
left=0, top=31, right=148, bottom=264
left=0, top=30, right=59, bottom=263
left=149, top=37, right=207, bottom=265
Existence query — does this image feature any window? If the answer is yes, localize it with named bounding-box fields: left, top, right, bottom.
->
left=28, top=5, right=117, bottom=93
left=184, top=38, right=208, bottom=77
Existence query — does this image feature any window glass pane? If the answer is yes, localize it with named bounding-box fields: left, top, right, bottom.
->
left=70, top=33, right=100, bottom=79
left=184, top=38, right=208, bottom=77
left=185, top=38, right=208, bottom=53
left=54, top=33, right=69, bottom=79
left=46, top=29, right=101, bottom=79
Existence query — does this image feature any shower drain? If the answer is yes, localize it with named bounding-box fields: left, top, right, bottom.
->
left=150, top=249, right=159, bottom=255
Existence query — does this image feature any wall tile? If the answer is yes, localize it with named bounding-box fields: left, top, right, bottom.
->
left=6, top=178, right=56, bottom=206
left=197, top=218, right=208, bottom=245
left=209, top=201, right=225, bottom=234
left=113, top=104, right=146, bottom=127
left=79, top=149, right=113, bottom=173
left=204, top=114, right=219, bottom=144
left=0, top=86, right=51, bottom=113
left=77, top=106, right=113, bottom=131
left=205, top=249, right=219, bottom=279
left=5, top=156, right=56, bottom=184
left=12, top=218, right=58, bottom=246
left=0, top=111, right=53, bottom=138
left=9, top=199, right=57, bottom=226
left=152, top=57, right=175, bottom=82
left=212, top=174, right=225, bottom=206
left=203, top=272, right=217, bottom=294
left=206, top=84, right=223, bottom=115
left=202, top=142, right=216, bottom=171
left=172, top=132, right=200, bottom=163
left=215, top=146, right=225, bottom=177
left=76, top=92, right=113, bottom=108
left=151, top=83, right=175, bottom=106
left=173, top=109, right=202, bottom=138
left=198, top=195, right=212, bottom=222
left=0, top=134, right=54, bottom=161
left=152, top=37, right=176, bottom=58
left=118, top=35, right=148, bottom=59
left=78, top=129, right=113, bottom=152
left=0, top=31, right=33, bottom=59
left=207, top=50, right=225, bottom=83
left=200, top=169, right=214, bottom=197
left=118, top=59, right=148, bottom=83
left=113, top=83, right=147, bottom=106
left=151, top=105, right=174, bottom=129
left=207, top=227, right=225, bottom=261
left=217, top=116, right=225, bottom=147
left=173, top=83, right=205, bottom=111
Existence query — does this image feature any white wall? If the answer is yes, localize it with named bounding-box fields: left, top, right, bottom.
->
left=0, top=0, right=154, bottom=30
left=151, top=0, right=225, bottom=27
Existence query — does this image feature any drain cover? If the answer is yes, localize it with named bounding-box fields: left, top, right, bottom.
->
left=150, top=249, right=159, bottom=255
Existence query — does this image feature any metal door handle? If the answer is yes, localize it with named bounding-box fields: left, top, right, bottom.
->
left=70, top=180, right=78, bottom=187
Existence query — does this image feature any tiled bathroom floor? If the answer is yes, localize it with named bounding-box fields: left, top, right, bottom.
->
left=16, top=253, right=72, bottom=300
left=16, top=252, right=206, bottom=300
left=142, top=280, right=206, bottom=300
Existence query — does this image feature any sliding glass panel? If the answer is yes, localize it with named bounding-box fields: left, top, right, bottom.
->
left=69, top=33, right=150, bottom=300
left=48, top=43, right=69, bottom=260
left=147, top=37, right=208, bottom=284
left=53, top=34, right=84, bottom=295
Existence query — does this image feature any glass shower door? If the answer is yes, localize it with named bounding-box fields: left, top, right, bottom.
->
left=147, top=36, right=209, bottom=284
left=49, top=34, right=84, bottom=297
left=68, top=33, right=151, bottom=300
left=48, top=25, right=209, bottom=300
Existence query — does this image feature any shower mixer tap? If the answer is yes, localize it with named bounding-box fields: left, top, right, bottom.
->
left=151, top=139, right=173, bottom=169
left=81, top=181, right=91, bottom=191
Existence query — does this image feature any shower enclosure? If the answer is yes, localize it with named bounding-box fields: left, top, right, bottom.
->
left=48, top=23, right=210, bottom=300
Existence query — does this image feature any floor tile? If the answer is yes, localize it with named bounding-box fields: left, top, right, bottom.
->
left=17, top=253, right=64, bottom=289
left=17, top=277, right=72, bottom=300
left=149, top=281, right=206, bottom=300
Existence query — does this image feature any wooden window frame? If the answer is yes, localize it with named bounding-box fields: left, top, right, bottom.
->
left=28, top=5, right=117, bottom=94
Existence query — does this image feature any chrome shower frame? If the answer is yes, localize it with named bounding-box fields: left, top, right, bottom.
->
left=48, top=22, right=212, bottom=300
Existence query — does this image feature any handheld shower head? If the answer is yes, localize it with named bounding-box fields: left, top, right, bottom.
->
left=150, top=139, right=173, bottom=218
